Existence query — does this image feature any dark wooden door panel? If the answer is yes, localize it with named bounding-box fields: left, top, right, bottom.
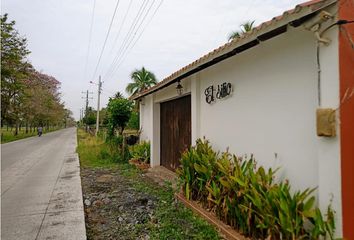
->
left=160, top=95, right=191, bottom=171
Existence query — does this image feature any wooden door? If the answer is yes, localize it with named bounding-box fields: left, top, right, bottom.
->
left=160, top=95, right=191, bottom=171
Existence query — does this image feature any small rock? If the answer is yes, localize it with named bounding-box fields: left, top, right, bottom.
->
left=99, top=193, right=107, bottom=199
left=103, top=198, right=111, bottom=204
left=84, top=199, right=91, bottom=206
left=147, top=200, right=153, bottom=206
left=118, top=217, right=123, bottom=222
left=96, top=174, right=114, bottom=183
left=93, top=200, right=103, bottom=207
left=119, top=205, right=124, bottom=211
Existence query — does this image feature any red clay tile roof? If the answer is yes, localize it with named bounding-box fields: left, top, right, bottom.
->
left=131, top=0, right=336, bottom=100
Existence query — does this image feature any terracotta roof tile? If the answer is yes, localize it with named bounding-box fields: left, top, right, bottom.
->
left=131, top=0, right=336, bottom=100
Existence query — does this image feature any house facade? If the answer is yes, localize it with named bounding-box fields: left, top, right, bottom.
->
left=132, top=0, right=353, bottom=238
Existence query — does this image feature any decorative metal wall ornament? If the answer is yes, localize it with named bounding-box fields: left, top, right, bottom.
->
left=204, top=82, right=232, bottom=104
left=204, top=85, right=215, bottom=104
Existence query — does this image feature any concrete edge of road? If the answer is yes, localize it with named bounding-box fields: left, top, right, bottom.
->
left=36, top=152, right=87, bottom=239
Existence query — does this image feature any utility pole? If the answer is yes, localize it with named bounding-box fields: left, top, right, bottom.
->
left=79, top=108, right=84, bottom=124
left=81, top=90, right=93, bottom=131
left=81, top=90, right=94, bottom=114
left=79, top=109, right=82, bottom=123
left=95, top=76, right=102, bottom=136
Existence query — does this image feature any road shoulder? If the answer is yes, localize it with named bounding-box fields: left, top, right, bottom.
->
left=37, top=152, right=86, bottom=239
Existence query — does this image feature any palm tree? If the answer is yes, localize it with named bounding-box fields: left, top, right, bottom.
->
left=113, top=91, right=124, bottom=99
left=126, top=67, right=157, bottom=96
left=228, top=20, right=255, bottom=41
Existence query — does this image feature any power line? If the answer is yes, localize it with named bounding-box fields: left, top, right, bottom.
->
left=104, top=0, right=160, bottom=82
left=103, top=0, right=150, bottom=80
left=114, top=0, right=150, bottom=60
left=104, top=0, right=150, bottom=80
left=91, top=0, right=121, bottom=82
left=107, top=0, right=164, bottom=80
left=116, top=0, right=163, bottom=70
left=109, top=0, right=133, bottom=55
left=111, top=0, right=156, bottom=68
left=83, top=0, right=96, bottom=81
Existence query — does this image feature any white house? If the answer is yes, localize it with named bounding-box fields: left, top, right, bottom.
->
left=131, top=0, right=354, bottom=238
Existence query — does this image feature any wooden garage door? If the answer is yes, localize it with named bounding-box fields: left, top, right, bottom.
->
left=160, top=95, right=191, bottom=171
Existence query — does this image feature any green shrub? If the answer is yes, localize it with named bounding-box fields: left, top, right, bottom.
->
left=106, top=134, right=123, bottom=146
left=104, top=135, right=130, bottom=163
left=99, top=148, right=111, bottom=160
left=129, top=141, right=150, bottom=163
left=127, top=111, right=139, bottom=130
left=177, top=138, right=336, bottom=239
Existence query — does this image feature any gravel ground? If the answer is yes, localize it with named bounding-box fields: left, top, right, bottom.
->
left=81, top=168, right=158, bottom=240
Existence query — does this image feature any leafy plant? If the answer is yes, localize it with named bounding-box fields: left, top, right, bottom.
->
left=228, top=20, right=255, bottom=41
left=83, top=107, right=96, bottom=126
left=177, top=138, right=336, bottom=239
left=129, top=141, right=150, bottom=163
left=127, top=111, right=139, bottom=130
left=1, top=14, right=71, bottom=134
left=126, top=67, right=158, bottom=96
left=107, top=97, right=133, bottom=136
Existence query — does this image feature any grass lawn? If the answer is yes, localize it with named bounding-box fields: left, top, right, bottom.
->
left=1, top=127, right=62, bottom=144
left=77, top=129, right=221, bottom=240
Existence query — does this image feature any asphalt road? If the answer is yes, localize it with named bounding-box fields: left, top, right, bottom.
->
left=1, top=128, right=86, bottom=240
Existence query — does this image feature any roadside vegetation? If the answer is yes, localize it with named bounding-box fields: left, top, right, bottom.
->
left=1, top=126, right=62, bottom=143
left=1, top=14, right=74, bottom=140
left=77, top=129, right=221, bottom=239
left=178, top=138, right=336, bottom=239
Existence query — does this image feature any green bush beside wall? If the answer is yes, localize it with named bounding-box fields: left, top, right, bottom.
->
left=177, top=138, right=336, bottom=239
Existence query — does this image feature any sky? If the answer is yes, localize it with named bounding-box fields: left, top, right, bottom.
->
left=2, top=0, right=306, bottom=120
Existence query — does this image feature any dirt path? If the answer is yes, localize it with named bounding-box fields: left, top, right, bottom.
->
left=81, top=168, right=158, bottom=240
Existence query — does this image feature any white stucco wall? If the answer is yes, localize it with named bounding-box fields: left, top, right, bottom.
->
left=316, top=21, right=342, bottom=234
left=195, top=26, right=341, bottom=234
left=199, top=27, right=319, bottom=190
left=139, top=8, right=342, bottom=236
left=139, top=95, right=153, bottom=142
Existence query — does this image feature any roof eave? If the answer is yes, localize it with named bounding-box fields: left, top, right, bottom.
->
left=131, top=0, right=336, bottom=101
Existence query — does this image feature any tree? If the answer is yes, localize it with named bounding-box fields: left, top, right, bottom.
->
left=113, top=91, right=124, bottom=99
left=63, top=109, right=75, bottom=127
left=228, top=20, right=255, bottom=41
left=127, top=111, right=139, bottom=130
left=1, top=14, right=31, bottom=131
left=83, top=107, right=96, bottom=126
left=126, top=67, right=157, bottom=96
left=1, top=14, right=69, bottom=135
left=107, top=98, right=133, bottom=135
left=22, top=70, right=66, bottom=130
left=99, top=107, right=109, bottom=126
